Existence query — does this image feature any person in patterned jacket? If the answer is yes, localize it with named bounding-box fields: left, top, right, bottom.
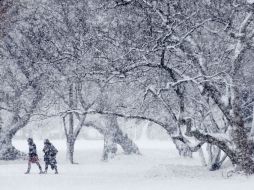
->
left=25, top=138, right=43, bottom=174
left=43, top=139, right=58, bottom=174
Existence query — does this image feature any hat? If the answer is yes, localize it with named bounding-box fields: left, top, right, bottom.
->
left=44, top=139, right=50, bottom=144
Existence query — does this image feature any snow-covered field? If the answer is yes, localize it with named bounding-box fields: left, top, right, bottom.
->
left=0, top=139, right=253, bottom=190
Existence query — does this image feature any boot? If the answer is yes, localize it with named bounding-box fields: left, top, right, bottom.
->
left=55, top=168, right=58, bottom=174
left=24, top=170, right=30, bottom=174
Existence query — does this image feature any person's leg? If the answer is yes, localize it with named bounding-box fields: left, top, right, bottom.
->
left=54, top=165, right=58, bottom=174
left=50, top=163, right=58, bottom=174
left=25, top=161, right=31, bottom=174
left=44, top=163, right=49, bottom=173
left=36, top=161, right=43, bottom=173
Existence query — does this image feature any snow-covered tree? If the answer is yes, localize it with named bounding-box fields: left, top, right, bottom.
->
left=95, top=0, right=254, bottom=174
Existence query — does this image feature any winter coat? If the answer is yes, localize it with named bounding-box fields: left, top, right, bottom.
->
left=28, top=143, right=38, bottom=158
left=43, top=144, right=58, bottom=165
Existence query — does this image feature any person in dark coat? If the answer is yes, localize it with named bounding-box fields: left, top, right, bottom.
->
left=25, top=138, right=43, bottom=174
left=43, top=139, right=58, bottom=174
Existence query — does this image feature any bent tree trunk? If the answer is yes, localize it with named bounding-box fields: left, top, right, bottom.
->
left=0, top=127, right=26, bottom=160
left=206, top=144, right=226, bottom=171
left=0, top=99, right=42, bottom=160
left=0, top=84, right=43, bottom=160
left=113, top=126, right=140, bottom=155
left=84, top=116, right=140, bottom=160
left=165, top=124, right=193, bottom=158
left=172, top=138, right=192, bottom=158
left=0, top=113, right=38, bottom=160
left=185, top=118, right=254, bottom=174
left=104, top=115, right=140, bottom=156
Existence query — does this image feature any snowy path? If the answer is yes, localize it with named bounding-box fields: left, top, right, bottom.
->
left=0, top=140, right=253, bottom=190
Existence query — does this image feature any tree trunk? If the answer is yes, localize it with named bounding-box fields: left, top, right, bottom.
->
left=106, top=115, right=140, bottom=155
left=85, top=118, right=140, bottom=156
left=172, top=138, right=192, bottom=158
left=102, top=131, right=117, bottom=161
left=249, top=103, right=254, bottom=137
left=185, top=117, right=254, bottom=174
left=206, top=144, right=224, bottom=171
left=230, top=106, right=254, bottom=173
left=65, top=83, right=77, bottom=164
left=113, top=125, right=140, bottom=154
left=198, top=147, right=207, bottom=167
left=0, top=111, right=41, bottom=160
left=0, top=130, right=26, bottom=160
left=66, top=136, right=75, bottom=164
left=139, top=122, right=149, bottom=141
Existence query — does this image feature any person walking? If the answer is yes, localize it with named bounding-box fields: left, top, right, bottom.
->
left=43, top=139, right=58, bottom=174
left=25, top=138, right=43, bottom=174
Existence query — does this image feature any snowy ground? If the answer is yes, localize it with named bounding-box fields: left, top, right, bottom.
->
left=0, top=139, right=254, bottom=190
